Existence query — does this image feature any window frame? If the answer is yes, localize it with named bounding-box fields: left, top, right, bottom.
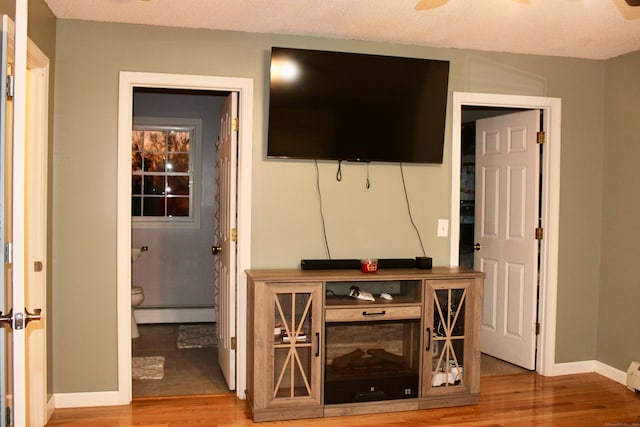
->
left=132, top=117, right=202, bottom=229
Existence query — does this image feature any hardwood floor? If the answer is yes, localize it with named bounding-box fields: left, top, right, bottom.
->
left=46, top=373, right=640, bottom=426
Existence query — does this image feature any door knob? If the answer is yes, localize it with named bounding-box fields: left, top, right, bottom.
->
left=16, top=308, right=42, bottom=329
left=0, top=309, right=13, bottom=329
left=0, top=308, right=42, bottom=330
left=473, top=243, right=481, bottom=251
left=211, top=246, right=222, bottom=255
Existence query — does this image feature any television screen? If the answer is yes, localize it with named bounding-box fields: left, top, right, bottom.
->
left=267, top=47, right=450, bottom=164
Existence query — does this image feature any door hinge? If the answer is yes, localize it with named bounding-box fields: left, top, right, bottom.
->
left=537, top=131, right=545, bottom=145
left=6, top=74, right=13, bottom=98
left=535, top=227, right=543, bottom=240
left=535, top=322, right=541, bottom=335
left=230, top=336, right=237, bottom=350
left=4, top=242, right=12, bottom=264
left=231, top=228, right=238, bottom=242
left=232, top=117, right=239, bottom=132
left=6, top=405, right=11, bottom=426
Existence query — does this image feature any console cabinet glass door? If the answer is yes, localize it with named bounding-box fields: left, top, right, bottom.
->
left=268, top=283, right=322, bottom=406
left=423, top=279, right=477, bottom=396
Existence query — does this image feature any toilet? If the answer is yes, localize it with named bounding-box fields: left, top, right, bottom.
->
left=131, top=286, right=145, bottom=339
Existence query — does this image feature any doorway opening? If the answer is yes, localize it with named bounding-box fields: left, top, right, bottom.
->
left=130, top=87, right=229, bottom=397
left=117, top=72, right=253, bottom=404
left=460, top=107, right=538, bottom=374
left=450, top=92, right=561, bottom=377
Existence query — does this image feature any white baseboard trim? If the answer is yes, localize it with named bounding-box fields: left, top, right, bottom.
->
left=53, top=391, right=122, bottom=408
left=553, top=360, right=596, bottom=376
left=553, top=360, right=626, bottom=386
left=595, top=361, right=627, bottom=385
left=47, top=395, right=55, bottom=420
left=135, top=307, right=216, bottom=324
left=52, top=361, right=627, bottom=411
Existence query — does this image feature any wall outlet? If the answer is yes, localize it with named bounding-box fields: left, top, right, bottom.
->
left=437, top=219, right=449, bottom=237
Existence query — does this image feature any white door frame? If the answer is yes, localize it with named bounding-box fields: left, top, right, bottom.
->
left=25, top=35, right=50, bottom=425
left=450, top=91, right=561, bottom=376
left=116, top=72, right=253, bottom=403
left=11, top=3, right=50, bottom=424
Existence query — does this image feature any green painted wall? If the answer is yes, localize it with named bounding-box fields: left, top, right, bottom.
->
left=598, top=50, right=640, bottom=370
left=53, top=19, right=606, bottom=392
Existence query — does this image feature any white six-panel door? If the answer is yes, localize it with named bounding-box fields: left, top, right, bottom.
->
left=216, top=92, right=238, bottom=390
left=475, top=110, right=540, bottom=370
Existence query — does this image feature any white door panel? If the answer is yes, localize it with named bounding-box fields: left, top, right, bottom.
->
left=6, top=6, right=48, bottom=425
left=480, top=258, right=498, bottom=331
left=0, top=15, right=13, bottom=427
left=216, top=92, right=238, bottom=390
left=475, top=110, right=539, bottom=370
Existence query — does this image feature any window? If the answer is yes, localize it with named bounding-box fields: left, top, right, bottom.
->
left=132, top=118, right=202, bottom=226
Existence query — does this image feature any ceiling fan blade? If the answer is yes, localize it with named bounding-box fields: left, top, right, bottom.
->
left=415, top=0, right=448, bottom=11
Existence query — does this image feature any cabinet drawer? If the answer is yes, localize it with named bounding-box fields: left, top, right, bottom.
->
left=325, top=305, right=421, bottom=322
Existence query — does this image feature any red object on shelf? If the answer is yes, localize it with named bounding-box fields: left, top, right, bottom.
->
left=361, top=259, right=378, bottom=273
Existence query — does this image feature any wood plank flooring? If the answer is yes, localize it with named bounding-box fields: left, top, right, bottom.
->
left=46, top=372, right=640, bottom=426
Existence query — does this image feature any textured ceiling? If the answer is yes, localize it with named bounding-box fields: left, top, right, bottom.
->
left=43, top=0, right=640, bottom=60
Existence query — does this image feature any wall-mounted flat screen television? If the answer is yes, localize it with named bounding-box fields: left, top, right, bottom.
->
left=267, top=47, right=450, bottom=164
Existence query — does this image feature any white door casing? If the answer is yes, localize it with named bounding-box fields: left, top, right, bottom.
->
left=7, top=2, right=50, bottom=425
left=25, top=35, right=50, bottom=427
left=0, top=15, right=13, bottom=427
left=11, top=3, right=27, bottom=421
left=216, top=92, right=238, bottom=390
left=475, top=110, right=540, bottom=370
left=450, top=92, right=561, bottom=377
left=117, top=72, right=253, bottom=405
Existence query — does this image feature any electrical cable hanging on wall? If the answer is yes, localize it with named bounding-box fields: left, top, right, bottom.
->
left=317, top=161, right=425, bottom=259
left=315, top=160, right=332, bottom=259
left=365, top=162, right=371, bottom=189
left=400, top=163, right=427, bottom=257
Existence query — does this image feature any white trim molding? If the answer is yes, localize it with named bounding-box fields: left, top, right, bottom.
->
left=451, top=92, right=561, bottom=377
left=553, top=360, right=627, bottom=386
left=117, top=71, right=253, bottom=405
left=53, top=391, right=122, bottom=409
left=135, top=307, right=216, bottom=324
left=47, top=395, right=55, bottom=420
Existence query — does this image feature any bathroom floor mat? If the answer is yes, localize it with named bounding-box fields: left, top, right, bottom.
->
left=177, top=324, right=217, bottom=349
left=132, top=356, right=165, bottom=380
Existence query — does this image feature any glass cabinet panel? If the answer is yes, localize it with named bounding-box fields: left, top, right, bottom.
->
left=272, top=291, right=315, bottom=399
left=430, top=287, right=467, bottom=389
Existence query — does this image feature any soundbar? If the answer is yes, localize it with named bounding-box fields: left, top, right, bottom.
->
left=377, top=258, right=416, bottom=269
left=300, top=259, right=360, bottom=270
left=300, top=257, right=432, bottom=270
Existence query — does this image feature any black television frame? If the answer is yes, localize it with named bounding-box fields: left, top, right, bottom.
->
left=266, top=47, right=450, bottom=164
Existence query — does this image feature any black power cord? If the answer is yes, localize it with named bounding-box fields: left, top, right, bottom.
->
left=315, top=160, right=332, bottom=259
left=400, top=163, right=426, bottom=257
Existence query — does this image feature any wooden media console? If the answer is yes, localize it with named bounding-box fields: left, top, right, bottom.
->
left=246, top=267, right=484, bottom=422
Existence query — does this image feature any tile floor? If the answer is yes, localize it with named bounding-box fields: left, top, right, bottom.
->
left=480, top=353, right=530, bottom=376
left=132, top=323, right=231, bottom=398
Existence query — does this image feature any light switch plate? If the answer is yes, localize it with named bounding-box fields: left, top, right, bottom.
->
left=437, top=219, right=449, bottom=237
